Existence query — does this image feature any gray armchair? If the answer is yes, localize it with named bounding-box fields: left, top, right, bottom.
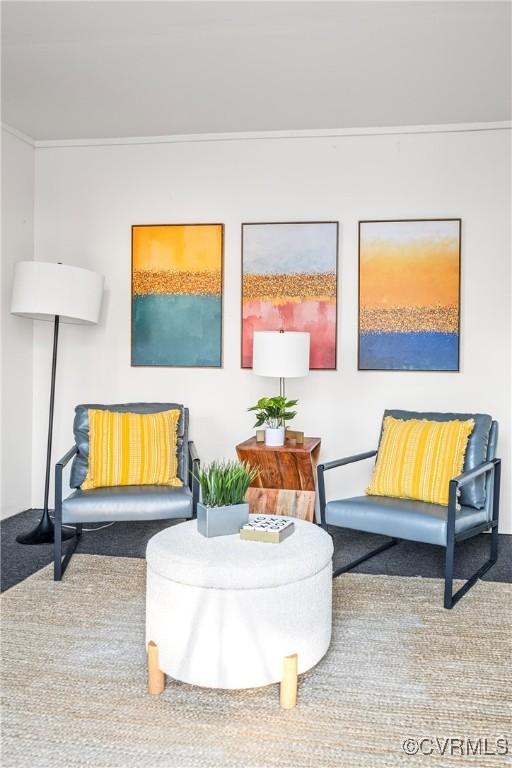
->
left=317, top=410, right=501, bottom=609
left=54, top=403, right=200, bottom=581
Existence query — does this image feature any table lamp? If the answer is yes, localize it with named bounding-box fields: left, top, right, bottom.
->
left=252, top=330, right=310, bottom=397
left=11, top=261, right=104, bottom=545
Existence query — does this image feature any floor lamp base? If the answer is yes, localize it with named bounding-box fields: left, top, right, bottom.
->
left=16, top=510, right=76, bottom=546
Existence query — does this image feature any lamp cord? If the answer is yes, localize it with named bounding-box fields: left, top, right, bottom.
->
left=48, top=513, right=115, bottom=532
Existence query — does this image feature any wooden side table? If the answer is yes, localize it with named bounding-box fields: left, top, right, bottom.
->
left=235, top=437, right=321, bottom=522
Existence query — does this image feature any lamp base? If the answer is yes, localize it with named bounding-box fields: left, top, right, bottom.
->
left=16, top=510, right=76, bottom=546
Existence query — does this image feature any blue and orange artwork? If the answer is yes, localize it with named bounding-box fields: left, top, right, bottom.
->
left=132, top=224, right=223, bottom=366
left=242, top=222, right=338, bottom=369
left=359, top=220, right=460, bottom=371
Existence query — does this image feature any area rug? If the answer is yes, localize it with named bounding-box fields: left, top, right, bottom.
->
left=1, top=555, right=510, bottom=768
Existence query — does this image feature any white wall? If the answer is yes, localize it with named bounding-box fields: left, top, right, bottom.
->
left=33, top=127, right=511, bottom=531
left=1, top=128, right=35, bottom=518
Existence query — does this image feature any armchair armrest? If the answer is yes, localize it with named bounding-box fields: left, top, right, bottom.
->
left=188, top=441, right=200, bottom=516
left=56, top=445, right=78, bottom=469
left=188, top=440, right=200, bottom=466
left=451, top=460, right=496, bottom=488
left=317, top=449, right=377, bottom=528
left=318, top=450, right=377, bottom=473
left=447, top=458, right=500, bottom=543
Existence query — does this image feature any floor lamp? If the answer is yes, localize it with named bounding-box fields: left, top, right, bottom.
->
left=11, top=261, right=104, bottom=545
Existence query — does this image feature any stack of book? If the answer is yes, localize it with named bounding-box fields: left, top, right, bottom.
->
left=240, top=516, right=295, bottom=544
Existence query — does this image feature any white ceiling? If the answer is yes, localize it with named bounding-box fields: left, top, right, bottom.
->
left=2, top=1, right=511, bottom=141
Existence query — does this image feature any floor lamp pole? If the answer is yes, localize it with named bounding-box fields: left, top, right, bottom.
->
left=16, top=315, right=74, bottom=545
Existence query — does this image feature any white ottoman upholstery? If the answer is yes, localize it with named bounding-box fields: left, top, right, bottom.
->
left=146, top=516, right=333, bottom=690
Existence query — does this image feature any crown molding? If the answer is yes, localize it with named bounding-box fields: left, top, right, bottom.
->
left=1, top=123, right=36, bottom=147
left=2, top=120, right=510, bottom=150
left=33, top=121, right=511, bottom=149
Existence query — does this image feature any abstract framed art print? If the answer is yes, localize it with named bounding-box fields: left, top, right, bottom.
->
left=242, top=222, right=338, bottom=369
left=358, top=219, right=461, bottom=371
left=132, top=224, right=223, bottom=367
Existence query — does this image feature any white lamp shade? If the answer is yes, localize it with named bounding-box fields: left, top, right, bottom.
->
left=11, top=261, right=104, bottom=324
left=252, top=331, right=310, bottom=378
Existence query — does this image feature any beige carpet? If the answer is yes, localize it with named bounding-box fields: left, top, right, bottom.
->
left=1, top=555, right=510, bottom=768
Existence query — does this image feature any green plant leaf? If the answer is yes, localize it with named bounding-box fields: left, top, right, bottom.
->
left=194, top=460, right=259, bottom=507
left=247, top=394, right=300, bottom=427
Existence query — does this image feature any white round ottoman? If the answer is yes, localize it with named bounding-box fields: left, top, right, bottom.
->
left=145, top=516, right=333, bottom=706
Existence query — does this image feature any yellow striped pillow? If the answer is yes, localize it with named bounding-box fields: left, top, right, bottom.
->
left=81, top=409, right=182, bottom=490
left=366, top=416, right=474, bottom=506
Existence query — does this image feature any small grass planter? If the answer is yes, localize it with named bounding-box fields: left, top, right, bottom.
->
left=196, top=460, right=258, bottom=538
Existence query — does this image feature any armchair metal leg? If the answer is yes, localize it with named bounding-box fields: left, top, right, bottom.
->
left=490, top=523, right=498, bottom=562
left=490, top=459, right=501, bottom=563
left=54, top=515, right=62, bottom=581
left=444, top=530, right=498, bottom=609
left=55, top=533, right=80, bottom=581
left=444, top=536, right=455, bottom=609
left=54, top=449, right=81, bottom=581
left=444, top=460, right=500, bottom=609
left=188, top=440, right=200, bottom=519
left=54, top=533, right=80, bottom=581
left=54, top=521, right=81, bottom=582
left=332, top=537, right=399, bottom=578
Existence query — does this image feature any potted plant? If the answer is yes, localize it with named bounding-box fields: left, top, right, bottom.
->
left=248, top=396, right=298, bottom=447
left=196, top=460, right=258, bottom=538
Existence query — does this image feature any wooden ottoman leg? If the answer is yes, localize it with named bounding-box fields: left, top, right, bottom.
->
left=147, top=641, right=165, bottom=695
left=280, top=653, right=298, bottom=708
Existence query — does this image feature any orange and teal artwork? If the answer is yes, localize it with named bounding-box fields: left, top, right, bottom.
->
left=132, top=224, right=223, bottom=366
left=359, top=219, right=461, bottom=371
left=242, top=222, right=338, bottom=369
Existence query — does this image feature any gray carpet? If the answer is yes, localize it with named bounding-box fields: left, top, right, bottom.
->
left=2, top=555, right=511, bottom=768
left=2, top=508, right=511, bottom=592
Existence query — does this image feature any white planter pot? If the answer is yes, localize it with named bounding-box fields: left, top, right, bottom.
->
left=265, top=426, right=285, bottom=446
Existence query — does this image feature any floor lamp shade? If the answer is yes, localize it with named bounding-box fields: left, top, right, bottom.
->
left=11, top=261, right=104, bottom=324
left=253, top=331, right=310, bottom=378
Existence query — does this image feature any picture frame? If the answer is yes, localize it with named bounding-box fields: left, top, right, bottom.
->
left=241, top=221, right=339, bottom=370
left=131, top=223, right=224, bottom=367
left=358, top=218, right=461, bottom=372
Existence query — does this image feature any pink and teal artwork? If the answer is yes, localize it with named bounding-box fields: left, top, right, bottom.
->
left=359, top=219, right=461, bottom=371
left=242, top=222, right=338, bottom=369
left=132, top=224, right=223, bottom=367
